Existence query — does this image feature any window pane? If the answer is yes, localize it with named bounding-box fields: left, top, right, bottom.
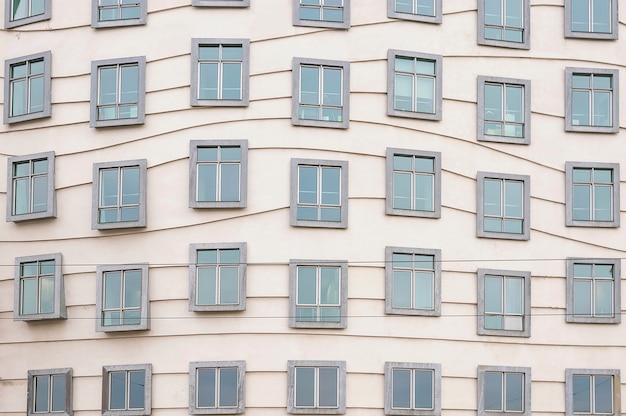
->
left=199, top=45, right=219, bottom=60
left=39, top=277, right=55, bottom=314
left=414, top=157, right=434, bottom=172
left=414, top=255, right=433, bottom=270
left=298, top=166, right=318, bottom=204
left=322, top=68, right=341, bottom=106
left=484, top=372, right=503, bottom=411
left=221, top=147, right=241, bottom=162
left=199, top=63, right=219, bottom=100
left=416, top=77, right=434, bottom=113
left=485, top=0, right=502, bottom=25
left=415, top=60, right=435, bottom=76
left=393, top=172, right=411, bottom=209
left=14, top=177, right=29, bottom=215
left=32, top=0, right=45, bottom=15
left=295, top=368, right=315, bottom=407
left=121, top=167, right=139, bottom=205
left=128, top=371, right=145, bottom=409
left=574, top=263, right=593, bottom=279
left=29, top=76, right=44, bottom=113
left=395, top=57, right=414, bottom=73
left=120, top=66, right=138, bottom=103
left=595, top=264, right=613, bottom=278
left=220, top=164, right=241, bottom=202
left=320, top=267, right=340, bottom=305
left=300, top=6, right=321, bottom=21
left=485, top=276, right=503, bottom=313
left=592, top=0, right=611, bottom=32
left=505, top=277, right=523, bottom=314
left=222, top=62, right=242, bottom=100
left=198, top=164, right=217, bottom=202
left=594, top=169, right=612, bottom=183
left=417, top=0, right=435, bottom=15
left=595, top=280, right=613, bottom=316
left=414, top=370, right=434, bottom=409
left=32, top=175, right=48, bottom=213
left=297, top=267, right=317, bottom=305
left=572, top=90, right=590, bottom=126
left=484, top=179, right=502, bottom=216
left=321, top=167, right=340, bottom=205
left=120, top=6, right=140, bottom=19
left=323, top=8, right=343, bottom=22
left=198, top=250, right=217, bottom=264
left=219, top=368, right=238, bottom=407
left=301, top=67, right=320, bottom=105
left=393, top=253, right=412, bottom=269
left=573, top=185, right=591, bottom=220
left=573, top=375, right=591, bottom=413
left=573, top=167, right=591, bottom=183
left=318, top=368, right=338, bottom=407
left=109, top=372, right=126, bottom=410
left=505, top=0, right=522, bottom=28
left=197, top=368, right=216, bottom=407
left=11, top=79, right=27, bottom=116
left=392, top=369, right=411, bottom=409
left=124, top=270, right=142, bottom=308
left=395, top=0, right=412, bottom=13
left=572, top=0, right=590, bottom=31
left=101, top=169, right=119, bottom=207
left=594, top=185, right=612, bottom=221
left=414, top=173, right=433, bottom=211
left=504, top=180, right=522, bottom=218
left=393, top=270, right=412, bottom=308
left=219, top=267, right=239, bottom=304
left=414, top=271, right=433, bottom=309
left=485, top=84, right=503, bottom=121
left=12, top=0, right=27, bottom=19
left=593, top=91, right=611, bottom=126
left=34, top=376, right=49, bottom=412
left=572, top=74, right=590, bottom=88
left=574, top=280, right=592, bottom=315
left=594, top=375, right=613, bottom=413
left=395, top=74, right=413, bottom=111
left=197, top=267, right=217, bottom=305
left=99, top=67, right=118, bottom=105
left=104, top=271, right=122, bottom=309
left=506, top=85, right=523, bottom=122
left=51, top=374, right=66, bottom=412
left=505, top=373, right=523, bottom=412
left=222, top=45, right=243, bottom=60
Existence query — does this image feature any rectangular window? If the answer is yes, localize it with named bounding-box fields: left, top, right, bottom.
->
left=192, top=0, right=250, bottom=6
left=293, top=0, right=350, bottom=29
left=103, top=364, right=151, bottom=416
left=478, top=269, right=530, bottom=337
left=566, top=68, right=619, bottom=133
left=566, top=369, right=620, bottom=416
left=14, top=253, right=66, bottom=321
left=189, top=361, right=245, bottom=414
left=4, top=51, right=52, bottom=124
left=566, top=258, right=620, bottom=324
left=287, top=361, right=346, bottom=414
left=478, top=0, right=530, bottom=49
left=565, top=0, right=617, bottom=39
left=91, top=0, right=147, bottom=28
left=387, top=0, right=442, bottom=23
left=6, top=151, right=56, bottom=222
left=478, top=366, right=531, bottom=416
left=477, top=172, right=530, bottom=240
left=566, top=162, right=620, bottom=227
left=5, top=0, right=51, bottom=28
left=96, top=264, right=149, bottom=332
left=384, top=362, right=441, bottom=416
left=27, top=368, right=72, bottom=416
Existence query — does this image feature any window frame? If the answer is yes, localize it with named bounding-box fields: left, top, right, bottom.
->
left=565, top=67, right=619, bottom=133
left=477, top=76, right=531, bottom=144
left=192, top=0, right=250, bottom=6
left=565, top=369, right=621, bottom=416
left=6, top=151, right=56, bottom=222
left=14, top=253, right=66, bottom=322
left=27, top=368, right=73, bottom=416
left=477, top=0, right=531, bottom=50
left=292, top=0, right=350, bottom=29
left=189, top=361, right=246, bottom=414
left=91, top=0, right=147, bottom=29
left=564, top=0, right=618, bottom=39
left=476, top=171, right=531, bottom=241
left=3, top=51, right=52, bottom=124
left=287, top=360, right=347, bottom=415
left=387, top=0, right=442, bottom=24
left=102, top=364, right=152, bottom=416
left=566, top=258, right=621, bottom=324
left=4, top=0, right=51, bottom=29
left=384, top=362, right=441, bottom=416
left=565, top=162, right=620, bottom=228
left=95, top=263, right=150, bottom=332
left=477, top=366, right=531, bottom=416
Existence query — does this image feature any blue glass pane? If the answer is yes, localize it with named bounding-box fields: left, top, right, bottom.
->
left=505, top=373, right=523, bottom=411
left=414, top=370, right=433, bottom=409
left=417, top=0, right=435, bottom=16
left=109, top=372, right=126, bottom=410
left=485, top=0, right=502, bottom=25
left=104, top=271, right=122, bottom=309
left=484, top=179, right=502, bottom=216
left=321, top=167, right=340, bottom=205
left=594, top=185, right=612, bottom=220
left=592, top=0, right=611, bottom=33
left=51, top=374, right=66, bottom=412
left=11, top=79, right=27, bottom=116
left=295, top=368, right=315, bottom=407
left=414, top=173, right=433, bottom=211
left=392, top=369, right=411, bottom=408
left=29, top=76, right=44, bottom=113
left=222, top=62, right=242, bottom=100
left=573, top=375, right=591, bottom=413
left=593, top=91, right=611, bottom=126
left=573, top=185, right=591, bottom=220
left=297, top=267, right=317, bottom=305
left=393, top=270, right=411, bottom=308
left=572, top=0, right=589, bottom=31
left=219, top=267, right=239, bottom=304
left=32, top=175, right=48, bottom=213
left=220, top=164, right=240, bottom=202
left=99, top=67, right=117, bottom=105
left=301, top=67, right=320, bottom=105
left=395, top=74, right=413, bottom=111
left=485, top=276, right=502, bottom=313
left=484, top=373, right=502, bottom=411
left=594, top=375, right=613, bottom=413
left=198, top=164, right=217, bottom=202
left=197, top=267, right=217, bottom=305
left=121, top=167, right=139, bottom=205
left=128, top=372, right=144, bottom=409
left=505, top=0, right=522, bottom=27
left=222, top=45, right=243, bottom=60
left=395, top=0, right=412, bottom=13
left=34, top=376, right=50, bottom=412
left=299, top=166, right=318, bottom=204
left=197, top=369, right=216, bottom=407
left=124, top=270, right=141, bottom=308
left=120, top=65, right=138, bottom=103
left=393, top=172, right=411, bottom=210
left=198, top=250, right=217, bottom=264
left=504, top=181, right=522, bottom=218
left=574, top=280, right=591, bottom=315
left=323, top=68, right=341, bottom=105
left=199, top=63, right=218, bottom=99
left=219, top=368, right=238, bottom=407
left=320, top=267, right=340, bottom=305
left=414, top=271, right=433, bottom=309
left=101, top=169, right=119, bottom=207
left=318, top=368, right=338, bottom=407
left=485, top=84, right=503, bottom=121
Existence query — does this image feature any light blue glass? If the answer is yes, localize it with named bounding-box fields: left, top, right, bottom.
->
left=298, top=166, right=318, bottom=204
left=12, top=0, right=27, bottom=19
left=222, top=62, right=242, bottom=100
left=415, top=59, right=435, bottom=76
left=393, top=172, right=411, bottom=210
left=504, top=27, right=523, bottom=43
left=14, top=178, right=29, bottom=215
left=393, top=270, right=411, bottom=308
left=323, top=68, right=341, bottom=105
left=323, top=8, right=343, bottom=22
left=128, top=371, right=145, bottom=409
left=120, top=65, right=138, bottom=104
left=573, top=375, right=591, bottom=412
left=417, top=0, right=435, bottom=16
left=416, top=77, right=434, bottom=113
left=593, top=91, right=611, bottom=126
left=35, top=376, right=49, bottom=412
left=220, top=267, right=239, bottom=304
left=485, top=276, right=503, bottom=314
left=222, top=45, right=243, bottom=60
left=414, top=255, right=433, bottom=270
left=197, top=267, right=217, bottom=305
left=99, top=67, right=117, bottom=105
left=29, top=76, right=44, bottom=113
left=572, top=0, right=589, bottom=32
left=484, top=179, right=502, bottom=216
left=321, top=167, right=340, bottom=205
left=574, top=280, right=591, bottom=315
left=504, top=180, right=522, bottom=218
left=592, top=0, right=611, bottom=33
left=395, top=57, right=414, bottom=73
left=415, top=173, right=433, bottom=211
left=505, top=277, right=522, bottom=314
left=392, top=369, right=411, bottom=408
left=199, top=63, right=219, bottom=100
left=593, top=74, right=612, bottom=89
left=300, top=7, right=321, bottom=21
left=295, top=368, right=315, bottom=407
left=121, top=167, right=139, bottom=205
left=297, top=267, right=317, bottom=305
left=393, top=253, right=412, bottom=269
left=594, top=375, right=613, bottom=413
left=51, top=374, right=66, bottom=411
left=573, top=263, right=592, bottom=277
left=33, top=159, right=47, bottom=174
left=220, top=164, right=240, bottom=202
left=415, top=157, right=434, bottom=172
left=21, top=278, right=37, bottom=314
left=414, top=370, right=433, bottom=409
left=297, top=206, right=318, bottom=221
left=414, top=271, right=433, bottom=309
left=198, top=164, right=217, bottom=202
left=395, top=0, right=412, bottom=13
left=14, top=161, right=30, bottom=176
left=594, top=185, right=612, bottom=220
left=197, top=368, right=216, bottom=407
left=318, top=368, right=338, bottom=407
left=120, top=206, right=138, bottom=222
left=101, top=169, right=119, bottom=208
left=485, top=84, right=503, bottom=121
left=320, top=307, right=341, bottom=322
left=506, top=85, right=523, bottom=122
left=199, top=45, right=219, bottom=60
left=573, top=185, right=591, bottom=220
left=123, top=310, right=140, bottom=325
left=484, top=372, right=502, bottom=411
left=595, top=280, right=612, bottom=316
left=505, top=0, right=522, bottom=27
left=573, top=168, right=591, bottom=183
left=220, top=249, right=239, bottom=264
left=198, top=147, right=218, bottom=162
left=505, top=373, right=523, bottom=411
left=572, top=74, right=590, bottom=88
left=40, top=277, right=55, bottom=313
left=104, top=271, right=122, bottom=309
left=301, top=66, right=320, bottom=105
left=11, top=79, right=27, bottom=116
left=320, top=267, right=339, bottom=305
left=198, top=250, right=217, bottom=264
left=120, top=6, right=140, bottom=20
left=109, top=372, right=126, bottom=409
left=485, top=0, right=502, bottom=25
left=395, top=74, right=413, bottom=111
left=595, top=264, right=613, bottom=278
left=124, top=270, right=141, bottom=308
left=32, top=0, right=45, bottom=15
left=100, top=8, right=118, bottom=21
left=219, top=368, right=238, bottom=407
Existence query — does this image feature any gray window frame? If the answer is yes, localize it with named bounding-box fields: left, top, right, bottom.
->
left=189, top=361, right=246, bottom=414
left=3, top=51, right=52, bottom=124
left=387, top=50, right=442, bottom=121
left=384, top=362, right=441, bottom=416
left=27, top=368, right=73, bottom=416
left=91, top=0, right=147, bottom=29
left=565, top=0, right=618, bottom=39
left=387, top=0, right=442, bottom=24
left=4, top=0, right=51, bottom=28
left=292, top=0, right=350, bottom=29
left=565, top=369, right=621, bottom=416
left=90, top=56, right=146, bottom=128
left=91, top=159, right=147, bottom=230
left=477, top=76, right=531, bottom=144
left=102, top=364, right=152, bottom=416
left=192, top=0, right=250, bottom=6
left=290, top=158, right=349, bottom=228
left=565, top=162, right=620, bottom=228
left=287, top=360, right=347, bottom=415
left=95, top=263, right=150, bottom=332
left=565, top=67, right=619, bottom=133
left=477, top=268, right=531, bottom=337
left=189, top=140, right=248, bottom=209
left=292, top=57, right=350, bottom=129
left=6, top=151, right=56, bottom=222
left=477, top=0, right=531, bottom=50
left=566, top=258, right=621, bottom=324
left=14, top=253, right=65, bottom=322
left=476, top=171, right=531, bottom=241
left=477, top=366, right=531, bottom=416
left=190, top=38, right=250, bottom=107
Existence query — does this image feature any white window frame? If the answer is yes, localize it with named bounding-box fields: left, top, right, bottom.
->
left=102, top=364, right=152, bottom=416
left=27, top=368, right=73, bottom=416
left=287, top=360, right=347, bottom=414
left=14, top=253, right=66, bottom=321
left=6, top=151, right=56, bottom=222
left=3, top=51, right=52, bottom=124
left=189, top=361, right=246, bottom=414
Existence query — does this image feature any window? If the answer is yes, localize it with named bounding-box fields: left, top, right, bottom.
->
left=385, top=148, right=441, bottom=218
left=189, top=361, right=245, bottom=414
left=102, top=364, right=151, bottom=416
left=189, top=243, right=247, bottom=312
left=192, top=0, right=250, bottom=6
left=289, top=260, right=348, bottom=328
left=190, top=39, right=250, bottom=107
left=6, top=151, right=56, bottom=222
left=565, top=369, right=620, bottom=416
left=292, top=57, right=350, bottom=129
left=287, top=360, right=346, bottom=414
left=384, top=362, right=441, bottom=416
left=90, top=56, right=146, bottom=128
left=4, top=0, right=51, bottom=28
left=565, top=68, right=619, bottom=133
left=3, top=51, right=52, bottom=124
left=91, top=0, right=147, bottom=28
left=387, top=0, right=442, bottom=23
left=565, top=0, right=618, bottom=39
left=290, top=158, right=349, bottom=228
left=476, top=172, right=530, bottom=240
left=477, top=0, right=530, bottom=49
left=477, top=76, right=531, bottom=144
left=14, top=253, right=66, bottom=321
left=385, top=247, right=441, bottom=317
left=477, top=269, right=530, bottom=337
left=565, top=162, right=620, bottom=227
left=91, top=159, right=147, bottom=230
left=293, top=0, right=350, bottom=29
left=566, top=258, right=621, bottom=324
left=27, top=368, right=72, bottom=416
left=387, top=50, right=442, bottom=121
left=477, top=366, right=531, bottom=416
left=96, top=264, right=149, bottom=332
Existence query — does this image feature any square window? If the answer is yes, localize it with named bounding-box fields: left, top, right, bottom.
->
left=566, top=258, right=621, bottom=324
left=27, top=368, right=72, bottom=416
left=289, top=260, right=348, bottom=328
left=102, top=364, right=151, bottom=416
left=566, top=369, right=620, bottom=416
left=3, top=51, right=52, bottom=124
left=565, top=68, right=619, bottom=133
left=90, top=57, right=146, bottom=128
left=292, top=58, right=350, bottom=129
left=566, top=162, right=620, bottom=227
left=192, top=0, right=250, bottom=6
left=384, top=362, right=441, bottom=416
left=14, top=253, right=65, bottom=321
left=189, top=243, right=247, bottom=312
left=476, top=172, right=530, bottom=240
left=91, top=159, right=147, bottom=230
left=190, top=39, right=250, bottom=107
left=91, top=0, right=147, bottom=28
left=477, top=269, right=530, bottom=337
left=287, top=360, right=346, bottom=414
left=189, top=361, right=246, bottom=414
left=96, top=264, right=149, bottom=332
left=385, top=247, right=441, bottom=317
left=290, top=158, right=349, bottom=228
left=477, top=76, right=531, bottom=144
left=477, top=366, right=531, bottom=416
left=293, top=0, right=350, bottom=29
left=6, top=151, right=56, bottom=222
left=387, top=50, right=442, bottom=121
left=189, top=140, right=248, bottom=208
left=477, top=0, right=530, bottom=49
left=565, top=0, right=618, bottom=39
left=4, top=0, right=51, bottom=29
left=387, top=0, right=442, bottom=24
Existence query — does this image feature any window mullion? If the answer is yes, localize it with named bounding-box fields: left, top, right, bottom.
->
left=317, top=167, right=322, bottom=219
left=218, top=46, right=224, bottom=100
left=314, top=367, right=320, bottom=407
left=316, top=266, right=321, bottom=319
left=216, top=368, right=221, bottom=407
left=318, top=68, right=324, bottom=118
left=116, top=65, right=122, bottom=119
left=117, top=167, right=123, bottom=221
left=36, top=265, right=43, bottom=313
